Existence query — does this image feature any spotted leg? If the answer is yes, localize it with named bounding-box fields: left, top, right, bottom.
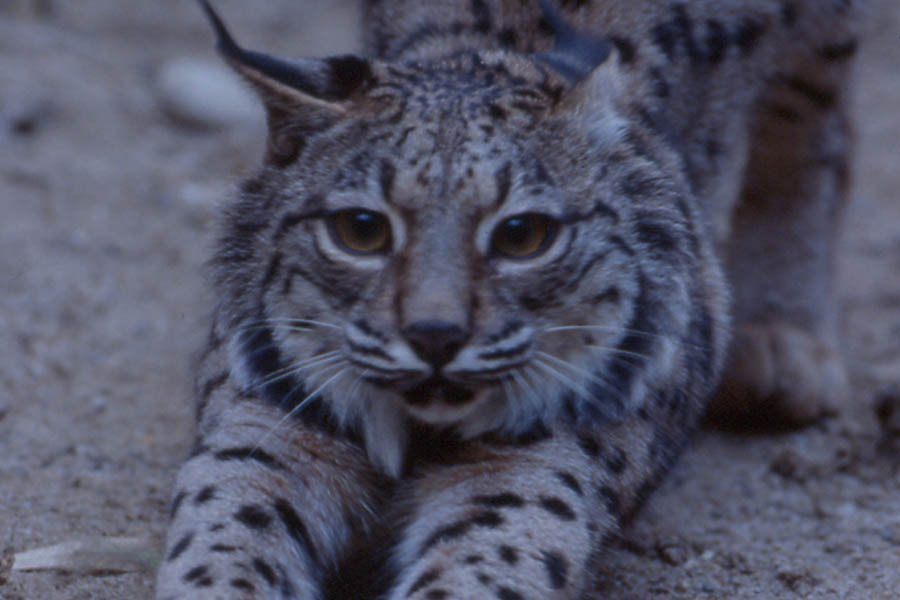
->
left=156, top=402, right=382, bottom=600
left=386, top=432, right=623, bottom=600
left=713, top=51, right=855, bottom=426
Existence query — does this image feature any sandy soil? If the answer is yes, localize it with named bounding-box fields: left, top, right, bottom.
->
left=0, top=2, right=897, bottom=599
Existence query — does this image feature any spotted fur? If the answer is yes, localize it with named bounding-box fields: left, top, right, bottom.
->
left=157, top=1, right=860, bottom=598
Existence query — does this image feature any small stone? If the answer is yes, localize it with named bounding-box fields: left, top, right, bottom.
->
left=770, top=447, right=815, bottom=482
left=0, top=401, right=9, bottom=421
left=2, top=95, right=54, bottom=138
left=0, top=548, right=14, bottom=584
left=655, top=539, right=690, bottom=566
left=876, top=387, right=900, bottom=450
left=89, top=396, right=107, bottom=414
left=776, top=568, right=821, bottom=592
left=155, top=57, right=263, bottom=130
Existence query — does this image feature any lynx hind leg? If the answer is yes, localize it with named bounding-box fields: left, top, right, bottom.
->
left=713, top=49, right=857, bottom=426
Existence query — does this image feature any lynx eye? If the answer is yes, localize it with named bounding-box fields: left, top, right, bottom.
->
left=330, top=209, right=392, bottom=254
left=491, top=213, right=558, bottom=258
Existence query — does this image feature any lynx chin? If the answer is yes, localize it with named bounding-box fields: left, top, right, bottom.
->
left=157, top=0, right=859, bottom=598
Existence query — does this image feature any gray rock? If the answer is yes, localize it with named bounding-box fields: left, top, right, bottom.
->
left=155, top=57, right=263, bottom=130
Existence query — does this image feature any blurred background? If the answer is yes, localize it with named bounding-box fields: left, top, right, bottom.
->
left=0, top=1, right=897, bottom=598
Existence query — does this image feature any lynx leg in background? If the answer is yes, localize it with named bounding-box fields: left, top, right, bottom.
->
left=713, top=51, right=857, bottom=426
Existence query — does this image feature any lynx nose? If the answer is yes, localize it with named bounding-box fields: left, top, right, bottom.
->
left=402, top=320, right=469, bottom=368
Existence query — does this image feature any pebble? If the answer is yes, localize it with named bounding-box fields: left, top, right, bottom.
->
left=655, top=538, right=690, bottom=566
left=155, top=57, right=263, bottom=130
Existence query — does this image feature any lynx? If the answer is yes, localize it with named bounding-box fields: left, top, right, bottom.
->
left=156, top=0, right=859, bottom=598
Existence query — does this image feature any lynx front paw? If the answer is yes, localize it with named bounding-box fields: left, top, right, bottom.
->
left=710, top=322, right=848, bottom=426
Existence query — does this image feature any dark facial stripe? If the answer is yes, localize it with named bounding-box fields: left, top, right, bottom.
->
left=588, top=274, right=655, bottom=417
left=274, top=498, right=320, bottom=565
left=214, top=447, right=285, bottom=470
left=486, top=319, right=524, bottom=344
left=237, top=326, right=344, bottom=435
left=348, top=339, right=394, bottom=361
left=477, top=340, right=530, bottom=361
left=238, top=326, right=296, bottom=406
left=635, top=220, right=680, bottom=255
left=273, top=210, right=320, bottom=242
left=494, top=162, right=512, bottom=208
left=380, top=159, right=397, bottom=203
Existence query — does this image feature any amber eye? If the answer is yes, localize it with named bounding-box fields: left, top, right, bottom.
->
left=491, top=213, right=558, bottom=258
left=330, top=209, right=392, bottom=254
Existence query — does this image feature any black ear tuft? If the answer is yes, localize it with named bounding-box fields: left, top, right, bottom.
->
left=532, top=0, right=612, bottom=83
left=196, top=1, right=375, bottom=165
left=197, top=0, right=241, bottom=59
left=196, top=0, right=372, bottom=103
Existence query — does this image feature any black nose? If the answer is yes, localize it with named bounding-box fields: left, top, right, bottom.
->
left=402, top=320, right=469, bottom=368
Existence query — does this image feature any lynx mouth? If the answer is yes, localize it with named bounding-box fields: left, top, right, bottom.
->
left=403, top=377, right=475, bottom=407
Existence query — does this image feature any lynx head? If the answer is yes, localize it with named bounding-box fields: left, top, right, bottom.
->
left=199, top=1, right=718, bottom=475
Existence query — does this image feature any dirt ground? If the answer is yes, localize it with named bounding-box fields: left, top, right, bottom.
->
left=0, top=2, right=897, bottom=599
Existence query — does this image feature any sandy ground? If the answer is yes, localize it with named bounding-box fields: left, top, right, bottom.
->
left=0, top=2, right=897, bottom=599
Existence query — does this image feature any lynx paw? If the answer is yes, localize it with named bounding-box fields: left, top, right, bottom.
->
left=710, top=322, right=848, bottom=427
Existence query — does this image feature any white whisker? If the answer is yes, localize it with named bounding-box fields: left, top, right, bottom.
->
left=248, top=351, right=342, bottom=391
left=535, top=351, right=617, bottom=396
left=532, top=357, right=593, bottom=401
left=238, top=317, right=342, bottom=332
left=511, top=366, right=546, bottom=419
left=251, top=364, right=350, bottom=453
left=586, top=344, right=649, bottom=362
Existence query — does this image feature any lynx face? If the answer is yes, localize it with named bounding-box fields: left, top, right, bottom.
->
left=220, top=49, right=694, bottom=474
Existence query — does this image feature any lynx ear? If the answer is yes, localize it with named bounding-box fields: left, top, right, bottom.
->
left=531, top=0, right=611, bottom=84
left=555, top=58, right=629, bottom=148
left=197, top=0, right=374, bottom=164
left=533, top=0, right=628, bottom=144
